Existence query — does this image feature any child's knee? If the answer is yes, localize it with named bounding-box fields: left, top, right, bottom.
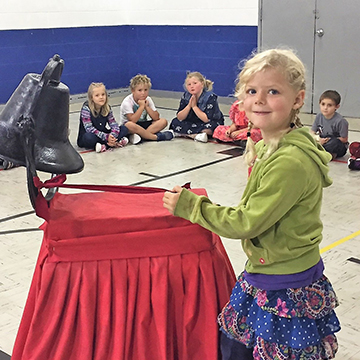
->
left=79, top=132, right=99, bottom=149
left=125, top=122, right=137, bottom=133
left=159, top=118, right=168, bottom=126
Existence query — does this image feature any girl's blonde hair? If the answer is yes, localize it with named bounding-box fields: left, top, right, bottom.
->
left=236, top=49, right=306, bottom=166
left=87, top=82, right=110, bottom=117
left=184, top=71, right=214, bottom=92
left=130, top=74, right=152, bottom=90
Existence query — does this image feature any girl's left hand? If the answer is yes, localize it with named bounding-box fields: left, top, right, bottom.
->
left=163, top=186, right=182, bottom=214
left=107, top=134, right=117, bottom=147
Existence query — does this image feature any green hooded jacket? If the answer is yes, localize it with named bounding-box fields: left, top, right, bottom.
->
left=174, top=127, right=332, bottom=275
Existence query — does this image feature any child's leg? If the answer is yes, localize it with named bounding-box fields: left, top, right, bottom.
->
left=169, top=118, right=189, bottom=135
left=213, top=125, right=232, bottom=142
left=169, top=118, right=206, bottom=138
left=146, top=118, right=168, bottom=134
left=323, top=137, right=347, bottom=158
left=115, top=125, right=129, bottom=140
left=220, top=333, right=253, bottom=360
left=78, top=132, right=104, bottom=150
left=125, top=121, right=175, bottom=141
left=182, top=120, right=218, bottom=139
left=185, top=127, right=212, bottom=142
left=114, top=126, right=130, bottom=147
left=201, top=128, right=213, bottom=136
left=125, top=122, right=157, bottom=140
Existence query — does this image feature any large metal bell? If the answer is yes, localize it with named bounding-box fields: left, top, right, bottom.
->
left=0, top=54, right=84, bottom=174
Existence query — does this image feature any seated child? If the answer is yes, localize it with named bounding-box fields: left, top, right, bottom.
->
left=213, top=100, right=262, bottom=146
left=169, top=71, right=224, bottom=143
left=77, top=82, right=129, bottom=153
left=119, top=74, right=173, bottom=143
left=311, top=90, right=349, bottom=159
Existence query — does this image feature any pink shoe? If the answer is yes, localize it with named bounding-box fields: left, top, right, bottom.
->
left=116, top=137, right=129, bottom=148
left=95, top=143, right=107, bottom=153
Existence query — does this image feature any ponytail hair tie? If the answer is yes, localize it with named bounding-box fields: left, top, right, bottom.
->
left=247, top=120, right=253, bottom=138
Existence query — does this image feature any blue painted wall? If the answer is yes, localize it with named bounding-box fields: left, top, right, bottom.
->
left=0, top=25, right=257, bottom=104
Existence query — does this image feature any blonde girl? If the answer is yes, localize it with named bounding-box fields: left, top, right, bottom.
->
left=169, top=71, right=224, bottom=143
left=77, top=82, right=129, bottom=152
left=163, top=49, right=340, bottom=359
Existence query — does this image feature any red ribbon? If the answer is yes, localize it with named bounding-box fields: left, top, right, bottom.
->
left=33, top=174, right=67, bottom=189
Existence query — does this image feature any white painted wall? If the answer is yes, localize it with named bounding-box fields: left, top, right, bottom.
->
left=0, top=0, right=258, bottom=30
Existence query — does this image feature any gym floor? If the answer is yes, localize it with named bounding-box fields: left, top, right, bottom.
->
left=0, top=91, right=359, bottom=359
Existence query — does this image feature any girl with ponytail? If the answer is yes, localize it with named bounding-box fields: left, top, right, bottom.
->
left=163, top=49, right=340, bottom=360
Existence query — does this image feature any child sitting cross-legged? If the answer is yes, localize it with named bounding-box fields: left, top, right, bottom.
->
left=77, top=82, right=129, bottom=153
left=310, top=90, right=349, bottom=159
left=169, top=71, right=224, bottom=143
left=119, top=74, right=174, bottom=144
left=213, top=100, right=262, bottom=147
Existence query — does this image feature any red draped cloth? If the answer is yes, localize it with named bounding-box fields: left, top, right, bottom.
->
left=12, top=185, right=236, bottom=360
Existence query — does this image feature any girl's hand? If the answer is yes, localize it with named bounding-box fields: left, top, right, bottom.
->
left=189, top=95, right=197, bottom=108
left=230, top=130, right=242, bottom=139
left=163, top=186, right=183, bottom=214
left=225, top=129, right=231, bottom=137
left=107, top=134, right=117, bottom=147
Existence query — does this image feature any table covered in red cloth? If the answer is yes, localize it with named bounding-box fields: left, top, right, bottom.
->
left=12, top=185, right=236, bottom=360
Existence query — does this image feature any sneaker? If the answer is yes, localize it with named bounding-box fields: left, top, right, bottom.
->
left=129, top=134, right=142, bottom=145
left=173, top=132, right=183, bottom=138
left=116, top=137, right=129, bottom=148
left=194, top=133, right=208, bottom=143
left=95, top=143, right=107, bottom=153
left=156, top=130, right=174, bottom=141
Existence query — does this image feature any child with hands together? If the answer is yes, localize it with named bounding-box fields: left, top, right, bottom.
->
left=169, top=71, right=224, bottom=143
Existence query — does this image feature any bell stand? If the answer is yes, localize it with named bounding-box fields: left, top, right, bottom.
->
left=17, top=115, right=57, bottom=210
left=16, top=56, right=65, bottom=209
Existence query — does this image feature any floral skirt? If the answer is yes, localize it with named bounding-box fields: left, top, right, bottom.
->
left=218, top=272, right=340, bottom=360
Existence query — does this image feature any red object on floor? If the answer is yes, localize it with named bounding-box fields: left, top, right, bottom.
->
left=12, top=185, right=236, bottom=360
left=349, top=141, right=360, bottom=158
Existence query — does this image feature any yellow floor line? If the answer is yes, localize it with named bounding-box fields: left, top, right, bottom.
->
left=320, top=229, right=360, bottom=254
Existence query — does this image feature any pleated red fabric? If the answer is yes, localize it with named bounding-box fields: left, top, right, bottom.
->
left=12, top=187, right=236, bottom=360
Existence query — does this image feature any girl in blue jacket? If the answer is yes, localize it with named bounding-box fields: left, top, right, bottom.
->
left=169, top=72, right=224, bottom=143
